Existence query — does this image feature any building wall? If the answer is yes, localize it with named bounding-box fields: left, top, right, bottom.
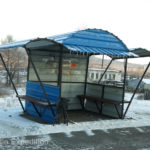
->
left=88, top=69, right=121, bottom=83
left=144, top=83, right=150, bottom=90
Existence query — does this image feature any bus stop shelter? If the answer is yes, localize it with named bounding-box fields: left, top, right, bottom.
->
left=0, top=29, right=149, bottom=124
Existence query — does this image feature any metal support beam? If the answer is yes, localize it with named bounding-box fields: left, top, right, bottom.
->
left=98, top=59, right=113, bottom=84
left=101, top=55, right=104, bottom=68
left=27, top=51, right=30, bottom=81
left=0, top=54, right=25, bottom=112
left=84, top=55, right=90, bottom=96
left=31, top=102, right=41, bottom=117
left=123, top=61, right=150, bottom=118
left=95, top=101, right=101, bottom=114
left=114, top=104, right=121, bottom=118
left=58, top=52, right=63, bottom=86
left=58, top=45, right=63, bottom=98
left=25, top=49, right=56, bottom=120
left=121, top=58, right=128, bottom=119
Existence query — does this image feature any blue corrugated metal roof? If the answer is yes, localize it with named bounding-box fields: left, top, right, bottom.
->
left=0, top=29, right=137, bottom=57
left=0, top=39, right=31, bottom=49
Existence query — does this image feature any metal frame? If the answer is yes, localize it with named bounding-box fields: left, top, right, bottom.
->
left=25, top=48, right=150, bottom=120
left=114, top=104, right=121, bottom=118
left=31, top=102, right=41, bottom=117
left=25, top=46, right=70, bottom=124
left=28, top=80, right=87, bottom=84
left=101, top=55, right=104, bottom=68
left=27, top=50, right=30, bottom=81
left=123, top=61, right=150, bottom=118
left=57, top=45, right=63, bottom=91
left=26, top=49, right=56, bottom=120
left=57, top=45, right=69, bottom=123
left=84, top=55, right=90, bottom=96
left=1, top=37, right=149, bottom=121
left=98, top=59, right=113, bottom=84
left=77, top=95, right=122, bottom=118
left=26, top=46, right=88, bottom=123
left=121, top=58, right=128, bottom=118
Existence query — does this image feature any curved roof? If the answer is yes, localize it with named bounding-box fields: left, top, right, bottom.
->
left=0, top=29, right=137, bottom=57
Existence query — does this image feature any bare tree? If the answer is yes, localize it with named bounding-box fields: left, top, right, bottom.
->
left=1, top=35, right=27, bottom=86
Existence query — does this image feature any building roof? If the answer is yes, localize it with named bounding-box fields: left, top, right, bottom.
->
left=0, top=29, right=138, bottom=58
left=130, top=48, right=150, bottom=57
left=129, top=78, right=150, bottom=85
left=143, top=79, right=150, bottom=84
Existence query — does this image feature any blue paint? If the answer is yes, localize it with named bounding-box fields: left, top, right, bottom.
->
left=0, top=29, right=137, bottom=57
left=25, top=81, right=60, bottom=123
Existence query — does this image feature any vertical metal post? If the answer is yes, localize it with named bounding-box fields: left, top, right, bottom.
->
left=121, top=58, right=127, bottom=118
left=101, top=55, right=104, bottom=68
left=57, top=45, right=63, bottom=98
left=27, top=51, right=30, bottom=81
left=100, top=85, right=105, bottom=114
left=57, top=47, right=68, bottom=123
left=26, top=49, right=56, bottom=119
left=84, top=55, right=90, bottom=96
left=98, top=59, right=113, bottom=84
left=123, top=61, right=150, bottom=118
left=0, top=54, right=25, bottom=112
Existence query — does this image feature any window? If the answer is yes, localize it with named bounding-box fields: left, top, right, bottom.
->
left=96, top=73, right=99, bottom=79
left=109, top=74, right=111, bottom=80
left=105, top=74, right=107, bottom=79
left=62, top=56, right=87, bottom=82
left=91, top=73, right=94, bottom=79
left=29, top=52, right=59, bottom=82
left=113, top=74, right=115, bottom=80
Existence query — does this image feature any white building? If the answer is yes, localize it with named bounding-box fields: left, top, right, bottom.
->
left=88, top=68, right=122, bottom=83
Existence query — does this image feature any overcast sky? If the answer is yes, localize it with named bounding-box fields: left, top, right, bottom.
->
left=0, top=0, right=150, bottom=64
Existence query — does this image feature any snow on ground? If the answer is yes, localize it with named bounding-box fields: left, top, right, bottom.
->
left=0, top=88, right=25, bottom=107
left=0, top=88, right=150, bottom=139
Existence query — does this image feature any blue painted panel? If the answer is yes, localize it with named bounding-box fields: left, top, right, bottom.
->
left=26, top=101, right=58, bottom=123
left=63, top=38, right=126, bottom=51
left=25, top=81, right=60, bottom=123
left=64, top=45, right=135, bottom=56
left=85, top=29, right=110, bottom=34
left=26, top=81, right=60, bottom=103
left=0, top=39, right=31, bottom=49
left=73, top=31, right=119, bottom=42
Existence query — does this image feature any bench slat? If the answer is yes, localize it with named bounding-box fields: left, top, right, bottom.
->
left=17, top=95, right=56, bottom=107
left=77, top=95, right=122, bottom=105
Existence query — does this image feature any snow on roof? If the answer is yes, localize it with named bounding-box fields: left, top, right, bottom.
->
left=142, top=79, right=150, bottom=84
